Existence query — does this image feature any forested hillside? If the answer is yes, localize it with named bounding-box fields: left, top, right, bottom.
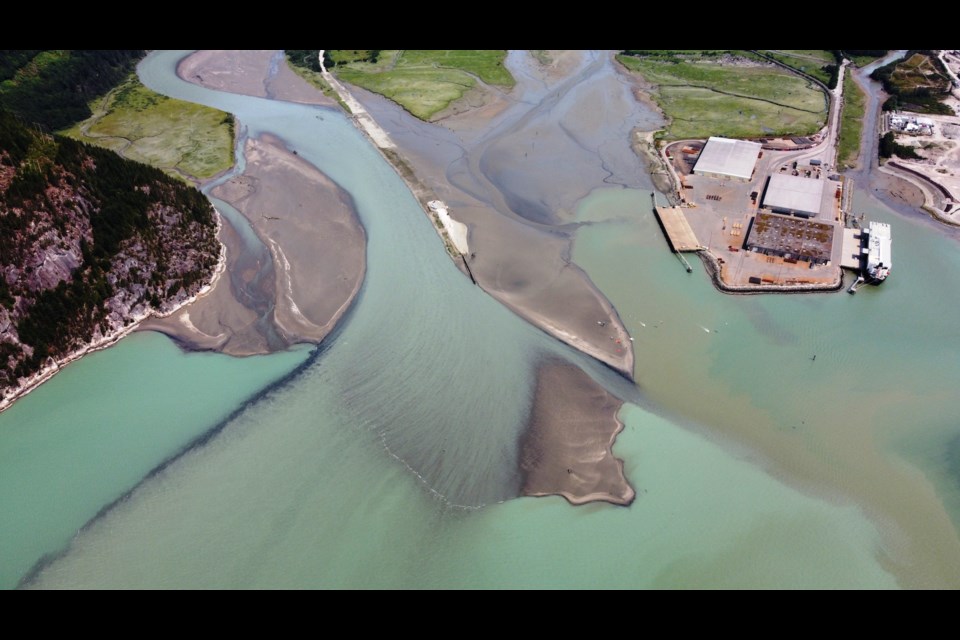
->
left=0, top=50, right=144, bottom=130
left=0, top=109, right=220, bottom=394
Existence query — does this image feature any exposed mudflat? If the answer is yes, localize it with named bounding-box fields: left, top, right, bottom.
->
left=178, top=50, right=335, bottom=106
left=141, top=134, right=364, bottom=355
left=347, top=51, right=663, bottom=377
left=520, top=361, right=634, bottom=506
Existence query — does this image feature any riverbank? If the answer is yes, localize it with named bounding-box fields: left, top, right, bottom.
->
left=617, top=51, right=827, bottom=140
left=330, top=50, right=514, bottom=122
left=60, top=73, right=234, bottom=181
left=136, top=52, right=368, bottom=356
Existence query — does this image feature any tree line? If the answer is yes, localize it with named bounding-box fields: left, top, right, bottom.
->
left=0, top=50, right=144, bottom=131
left=871, top=51, right=954, bottom=116
left=0, top=108, right=218, bottom=386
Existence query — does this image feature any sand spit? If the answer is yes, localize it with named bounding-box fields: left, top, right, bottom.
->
left=141, top=134, right=365, bottom=354
left=346, top=51, right=649, bottom=378
left=520, top=361, right=634, bottom=506
left=177, top=50, right=335, bottom=106
left=473, top=216, right=635, bottom=377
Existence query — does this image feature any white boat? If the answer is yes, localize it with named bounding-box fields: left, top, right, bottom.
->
left=865, top=221, right=892, bottom=282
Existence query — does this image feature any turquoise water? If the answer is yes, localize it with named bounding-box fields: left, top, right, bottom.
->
left=25, top=403, right=895, bottom=589
left=0, top=332, right=310, bottom=588
left=5, top=50, right=958, bottom=588
left=573, top=186, right=960, bottom=583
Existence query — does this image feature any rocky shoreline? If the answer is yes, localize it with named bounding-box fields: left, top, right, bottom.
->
left=0, top=213, right=227, bottom=415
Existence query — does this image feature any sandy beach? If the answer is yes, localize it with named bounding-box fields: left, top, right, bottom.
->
left=520, top=361, right=634, bottom=506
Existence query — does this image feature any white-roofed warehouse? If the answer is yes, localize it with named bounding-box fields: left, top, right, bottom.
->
left=692, top=136, right=763, bottom=181
left=762, top=173, right=825, bottom=218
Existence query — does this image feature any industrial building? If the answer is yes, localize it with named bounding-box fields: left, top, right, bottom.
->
left=745, top=212, right=835, bottom=265
left=692, top=137, right=763, bottom=182
left=889, top=114, right=934, bottom=135
left=761, top=173, right=826, bottom=218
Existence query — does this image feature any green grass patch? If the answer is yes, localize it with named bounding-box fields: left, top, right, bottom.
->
left=332, top=50, right=513, bottom=120
left=837, top=72, right=866, bottom=169
left=618, top=53, right=827, bottom=140
left=329, top=50, right=380, bottom=66
left=623, top=50, right=739, bottom=59
left=849, top=54, right=884, bottom=67
left=773, top=50, right=836, bottom=64
left=61, top=74, right=233, bottom=180
left=762, top=50, right=838, bottom=86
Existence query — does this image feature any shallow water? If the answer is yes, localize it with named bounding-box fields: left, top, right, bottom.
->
left=0, top=332, right=311, bottom=588
left=573, top=185, right=960, bottom=585
left=5, top=50, right=954, bottom=588
left=25, top=403, right=897, bottom=589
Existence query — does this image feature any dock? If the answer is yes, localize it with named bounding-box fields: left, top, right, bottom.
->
left=840, top=228, right=864, bottom=271
left=654, top=206, right=705, bottom=252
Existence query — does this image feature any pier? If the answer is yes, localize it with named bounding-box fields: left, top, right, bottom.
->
left=653, top=205, right=705, bottom=253
left=839, top=228, right=865, bottom=271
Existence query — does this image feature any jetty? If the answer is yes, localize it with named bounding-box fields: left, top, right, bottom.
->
left=653, top=205, right=704, bottom=253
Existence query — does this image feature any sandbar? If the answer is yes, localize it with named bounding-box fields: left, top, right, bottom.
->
left=141, top=133, right=365, bottom=354
left=343, top=51, right=652, bottom=378
left=520, top=361, right=634, bottom=506
left=177, top=50, right=335, bottom=106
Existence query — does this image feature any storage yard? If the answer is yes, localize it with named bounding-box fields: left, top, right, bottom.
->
left=659, top=136, right=847, bottom=290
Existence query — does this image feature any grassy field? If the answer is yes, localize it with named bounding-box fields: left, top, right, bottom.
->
left=333, top=50, right=514, bottom=120
left=618, top=54, right=827, bottom=140
left=774, top=50, right=836, bottom=64
left=623, top=50, right=741, bottom=58
left=837, top=72, right=866, bottom=169
left=762, top=50, right=837, bottom=86
left=848, top=54, right=886, bottom=68
left=61, top=74, right=233, bottom=180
